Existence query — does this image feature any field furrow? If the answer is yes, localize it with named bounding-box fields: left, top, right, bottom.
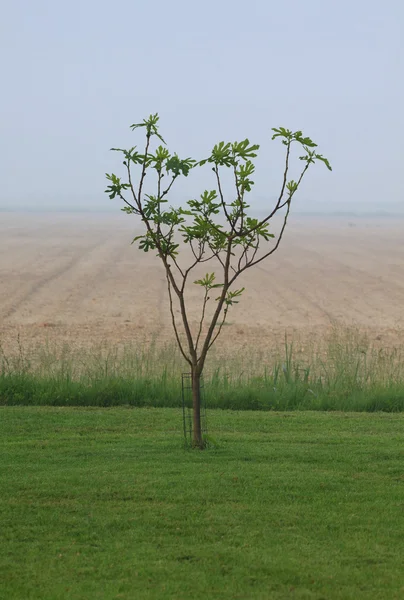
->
left=1, top=213, right=403, bottom=353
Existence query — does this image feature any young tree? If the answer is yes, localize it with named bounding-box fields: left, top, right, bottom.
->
left=105, top=114, right=331, bottom=448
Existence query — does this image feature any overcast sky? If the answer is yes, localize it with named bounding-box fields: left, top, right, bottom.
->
left=1, top=0, right=403, bottom=214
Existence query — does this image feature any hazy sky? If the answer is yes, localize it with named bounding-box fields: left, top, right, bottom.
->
left=1, top=0, right=403, bottom=214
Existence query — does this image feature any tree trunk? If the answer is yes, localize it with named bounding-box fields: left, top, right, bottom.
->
left=191, top=368, right=203, bottom=449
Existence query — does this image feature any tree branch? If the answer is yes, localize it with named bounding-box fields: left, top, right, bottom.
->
left=161, top=254, right=197, bottom=362
left=214, top=165, right=235, bottom=232
left=166, top=273, right=192, bottom=366
left=249, top=234, right=260, bottom=265
left=170, top=253, right=185, bottom=279
left=203, top=305, right=229, bottom=357
left=118, top=192, right=139, bottom=214
left=138, top=133, right=152, bottom=202
left=206, top=240, right=226, bottom=269
left=197, top=238, right=232, bottom=371
left=233, top=163, right=245, bottom=233
left=238, top=200, right=292, bottom=273
left=160, top=174, right=178, bottom=200
left=126, top=162, right=140, bottom=209
left=237, top=242, right=249, bottom=272
left=195, top=287, right=210, bottom=352
left=238, top=141, right=292, bottom=238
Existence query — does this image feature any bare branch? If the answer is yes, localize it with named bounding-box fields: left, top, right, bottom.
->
left=236, top=200, right=292, bottom=275
left=205, top=215, right=228, bottom=238
left=118, top=192, right=139, bottom=214
left=233, top=163, right=245, bottom=233
left=189, top=239, right=199, bottom=262
left=233, top=163, right=242, bottom=203
left=191, top=238, right=225, bottom=266
left=199, top=252, right=219, bottom=264
left=275, top=141, right=292, bottom=211
left=236, top=145, right=311, bottom=244
left=197, top=238, right=232, bottom=370
left=206, top=241, right=226, bottom=269
left=237, top=243, right=249, bottom=272
left=182, top=258, right=203, bottom=293
left=249, top=235, right=261, bottom=265
left=160, top=174, right=178, bottom=200
left=126, top=162, right=140, bottom=208
left=138, top=133, right=152, bottom=202
left=201, top=305, right=229, bottom=359
left=166, top=273, right=192, bottom=366
left=195, top=287, right=210, bottom=351
left=214, top=166, right=234, bottom=231
left=198, top=239, right=206, bottom=260
left=161, top=257, right=197, bottom=362
left=180, top=240, right=213, bottom=292
left=238, top=141, right=292, bottom=238
left=170, top=252, right=185, bottom=278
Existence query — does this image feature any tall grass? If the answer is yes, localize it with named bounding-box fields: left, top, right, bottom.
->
left=1, top=328, right=403, bottom=411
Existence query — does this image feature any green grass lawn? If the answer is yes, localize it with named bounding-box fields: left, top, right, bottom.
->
left=1, top=408, right=404, bottom=599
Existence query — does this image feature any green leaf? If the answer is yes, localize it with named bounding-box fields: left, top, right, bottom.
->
left=271, top=127, right=293, bottom=141
left=166, top=155, right=195, bottom=177
left=286, top=180, right=298, bottom=193
left=131, top=235, right=144, bottom=244
left=208, top=141, right=234, bottom=167
left=293, top=132, right=318, bottom=148
left=194, top=273, right=218, bottom=289
left=232, top=139, right=260, bottom=159
left=315, top=154, right=333, bottom=171
left=130, top=113, right=166, bottom=144
left=121, top=206, right=138, bottom=215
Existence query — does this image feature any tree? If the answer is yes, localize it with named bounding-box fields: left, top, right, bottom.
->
left=105, top=114, right=331, bottom=448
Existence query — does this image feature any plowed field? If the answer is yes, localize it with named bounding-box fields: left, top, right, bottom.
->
left=1, top=212, right=403, bottom=356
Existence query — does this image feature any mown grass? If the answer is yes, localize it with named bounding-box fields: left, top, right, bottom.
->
left=1, top=328, right=403, bottom=411
left=1, top=407, right=404, bottom=599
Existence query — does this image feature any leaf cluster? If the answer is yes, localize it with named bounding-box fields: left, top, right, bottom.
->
left=272, top=127, right=332, bottom=171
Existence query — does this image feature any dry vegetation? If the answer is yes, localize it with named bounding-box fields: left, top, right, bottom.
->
left=1, top=211, right=403, bottom=363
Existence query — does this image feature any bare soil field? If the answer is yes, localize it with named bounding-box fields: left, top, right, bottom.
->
left=1, top=211, right=403, bottom=358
